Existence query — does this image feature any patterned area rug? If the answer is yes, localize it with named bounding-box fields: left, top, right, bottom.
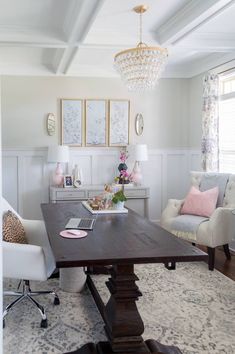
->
left=3, top=262, right=235, bottom=354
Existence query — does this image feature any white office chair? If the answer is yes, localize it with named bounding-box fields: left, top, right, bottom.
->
left=2, top=197, right=59, bottom=328
left=161, top=172, right=235, bottom=270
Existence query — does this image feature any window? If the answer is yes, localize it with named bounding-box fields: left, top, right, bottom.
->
left=219, top=72, right=235, bottom=173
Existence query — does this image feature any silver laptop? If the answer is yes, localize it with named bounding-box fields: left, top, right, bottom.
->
left=65, top=218, right=95, bottom=230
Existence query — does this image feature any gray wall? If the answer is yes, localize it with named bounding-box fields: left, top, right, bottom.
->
left=1, top=76, right=193, bottom=149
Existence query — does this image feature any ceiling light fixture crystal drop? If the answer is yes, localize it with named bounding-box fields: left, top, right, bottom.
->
left=114, top=5, right=168, bottom=92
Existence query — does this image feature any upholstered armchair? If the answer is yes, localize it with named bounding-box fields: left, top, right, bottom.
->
left=2, top=197, right=59, bottom=328
left=161, top=172, right=235, bottom=270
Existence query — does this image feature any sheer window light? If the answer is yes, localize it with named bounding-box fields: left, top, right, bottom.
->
left=219, top=71, right=235, bottom=173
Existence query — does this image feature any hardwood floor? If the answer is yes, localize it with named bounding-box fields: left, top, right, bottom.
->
left=199, top=246, right=235, bottom=281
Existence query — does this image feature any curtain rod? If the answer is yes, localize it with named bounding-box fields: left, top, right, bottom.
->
left=209, top=58, right=235, bottom=75
left=218, top=66, right=235, bottom=75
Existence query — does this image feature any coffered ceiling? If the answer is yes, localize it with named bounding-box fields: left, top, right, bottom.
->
left=0, top=0, right=234, bottom=78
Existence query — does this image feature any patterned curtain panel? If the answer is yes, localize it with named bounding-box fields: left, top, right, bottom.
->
left=201, top=73, right=219, bottom=172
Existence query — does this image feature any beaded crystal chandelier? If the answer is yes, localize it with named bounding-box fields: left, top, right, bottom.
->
left=114, top=5, right=168, bottom=92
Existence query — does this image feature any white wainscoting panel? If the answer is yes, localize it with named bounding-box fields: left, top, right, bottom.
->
left=2, top=147, right=201, bottom=222
left=2, top=155, right=18, bottom=211
left=166, top=153, right=188, bottom=202
left=190, top=153, right=202, bottom=171
left=143, top=152, right=163, bottom=221
left=69, top=154, right=93, bottom=185
left=21, top=155, right=47, bottom=219
left=92, top=153, right=118, bottom=185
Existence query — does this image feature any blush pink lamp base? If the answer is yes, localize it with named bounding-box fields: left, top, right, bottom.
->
left=130, top=161, right=143, bottom=185
left=52, top=163, right=64, bottom=187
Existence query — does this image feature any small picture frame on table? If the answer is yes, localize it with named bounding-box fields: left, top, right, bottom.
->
left=64, top=175, right=73, bottom=188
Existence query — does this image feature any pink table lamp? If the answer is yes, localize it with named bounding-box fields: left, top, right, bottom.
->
left=47, top=145, right=69, bottom=187
left=129, top=144, right=148, bottom=185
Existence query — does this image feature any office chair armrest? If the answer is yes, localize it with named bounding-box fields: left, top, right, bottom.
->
left=21, top=219, right=48, bottom=246
left=160, top=199, right=184, bottom=231
left=208, top=207, right=235, bottom=247
left=3, top=241, right=48, bottom=281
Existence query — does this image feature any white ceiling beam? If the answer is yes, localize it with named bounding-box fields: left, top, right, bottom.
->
left=0, top=26, right=67, bottom=48
left=51, top=49, right=65, bottom=73
left=55, top=0, right=105, bottom=74
left=162, top=52, right=235, bottom=78
left=0, top=41, right=67, bottom=48
left=78, top=38, right=235, bottom=53
left=176, top=46, right=235, bottom=53
left=157, top=0, right=235, bottom=46
left=182, top=52, right=235, bottom=77
left=176, top=33, right=235, bottom=52
left=56, top=47, right=78, bottom=75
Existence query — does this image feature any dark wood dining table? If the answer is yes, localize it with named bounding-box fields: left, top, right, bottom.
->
left=41, top=202, right=208, bottom=354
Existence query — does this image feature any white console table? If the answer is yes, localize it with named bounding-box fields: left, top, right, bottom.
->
left=49, top=185, right=150, bottom=218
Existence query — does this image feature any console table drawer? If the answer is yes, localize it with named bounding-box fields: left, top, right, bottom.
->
left=56, top=190, right=86, bottom=200
left=125, top=189, right=147, bottom=198
left=88, top=190, right=103, bottom=198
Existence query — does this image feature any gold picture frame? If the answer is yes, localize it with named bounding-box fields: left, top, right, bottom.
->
left=85, top=99, right=108, bottom=147
left=61, top=99, right=83, bottom=146
left=109, top=100, right=130, bottom=146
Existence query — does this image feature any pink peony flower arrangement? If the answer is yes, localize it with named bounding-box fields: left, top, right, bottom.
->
left=116, top=148, right=130, bottom=184
left=120, top=150, right=128, bottom=163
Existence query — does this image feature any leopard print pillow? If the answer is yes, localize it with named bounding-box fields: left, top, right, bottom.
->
left=3, top=210, right=27, bottom=244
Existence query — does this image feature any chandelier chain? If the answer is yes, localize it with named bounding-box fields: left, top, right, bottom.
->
left=139, top=11, right=142, bottom=44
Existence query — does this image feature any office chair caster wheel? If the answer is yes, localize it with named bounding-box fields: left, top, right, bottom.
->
left=54, top=297, right=60, bottom=305
left=40, top=319, right=48, bottom=328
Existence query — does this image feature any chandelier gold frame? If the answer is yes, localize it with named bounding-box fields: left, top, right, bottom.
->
left=114, top=4, right=168, bottom=91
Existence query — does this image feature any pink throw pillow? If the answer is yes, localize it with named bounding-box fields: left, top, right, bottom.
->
left=181, top=186, right=219, bottom=217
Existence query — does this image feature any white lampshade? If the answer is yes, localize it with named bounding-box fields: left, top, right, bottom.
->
left=130, top=144, right=148, bottom=162
left=47, top=145, right=69, bottom=163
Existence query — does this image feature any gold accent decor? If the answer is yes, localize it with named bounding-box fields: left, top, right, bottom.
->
left=135, top=113, right=144, bottom=136
left=46, top=113, right=56, bottom=136
left=133, top=5, right=148, bottom=14
left=114, top=4, right=168, bottom=92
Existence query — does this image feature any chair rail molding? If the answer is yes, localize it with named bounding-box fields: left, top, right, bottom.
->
left=2, top=147, right=201, bottom=222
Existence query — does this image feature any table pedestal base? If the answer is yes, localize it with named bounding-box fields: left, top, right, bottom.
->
left=66, top=339, right=182, bottom=354
left=65, top=264, right=182, bottom=354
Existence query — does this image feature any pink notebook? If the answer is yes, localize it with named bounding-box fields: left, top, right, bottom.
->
left=59, top=230, right=87, bottom=239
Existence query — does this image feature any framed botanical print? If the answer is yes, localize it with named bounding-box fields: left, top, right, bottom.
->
left=109, top=100, right=130, bottom=146
left=85, top=100, right=107, bottom=146
left=61, top=99, right=83, bottom=146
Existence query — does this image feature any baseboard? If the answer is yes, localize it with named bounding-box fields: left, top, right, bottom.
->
left=150, top=219, right=160, bottom=225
